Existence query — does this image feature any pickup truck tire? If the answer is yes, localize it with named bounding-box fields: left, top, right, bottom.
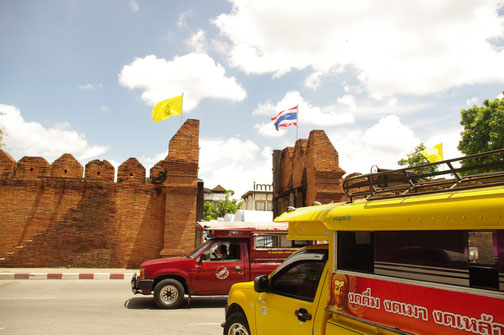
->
left=223, top=312, right=250, bottom=335
left=153, top=279, right=184, bottom=309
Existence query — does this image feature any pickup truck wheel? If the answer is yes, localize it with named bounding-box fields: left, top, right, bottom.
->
left=153, top=279, right=184, bottom=309
left=224, top=312, right=250, bottom=335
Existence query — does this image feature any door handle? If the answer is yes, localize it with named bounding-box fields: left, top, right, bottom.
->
left=234, top=266, right=242, bottom=272
left=294, top=308, right=312, bottom=322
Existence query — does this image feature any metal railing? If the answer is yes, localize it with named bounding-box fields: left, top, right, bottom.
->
left=343, top=148, right=504, bottom=202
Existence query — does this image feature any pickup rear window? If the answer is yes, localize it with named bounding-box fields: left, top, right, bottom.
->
left=254, top=234, right=312, bottom=249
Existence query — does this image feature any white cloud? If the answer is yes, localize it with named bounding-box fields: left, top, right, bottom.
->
left=198, top=136, right=272, bottom=197
left=363, top=115, right=419, bottom=153
left=0, top=104, right=107, bottom=161
left=254, top=91, right=354, bottom=137
left=138, top=151, right=168, bottom=171
left=177, top=10, right=194, bottom=28
left=78, top=83, right=103, bottom=90
left=465, top=97, right=479, bottom=106
left=328, top=115, right=421, bottom=174
left=128, top=0, right=139, bottom=12
left=100, top=106, right=109, bottom=113
left=118, top=53, right=247, bottom=111
left=254, top=91, right=436, bottom=142
left=343, top=83, right=366, bottom=95
left=305, top=66, right=344, bottom=90
left=136, top=136, right=273, bottom=198
left=186, top=30, right=207, bottom=53
left=214, top=0, right=504, bottom=98
left=254, top=122, right=287, bottom=137
left=327, top=95, right=431, bottom=118
left=337, top=94, right=357, bottom=110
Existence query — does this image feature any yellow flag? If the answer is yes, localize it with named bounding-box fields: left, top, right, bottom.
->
left=152, top=95, right=183, bottom=122
left=422, top=143, right=443, bottom=163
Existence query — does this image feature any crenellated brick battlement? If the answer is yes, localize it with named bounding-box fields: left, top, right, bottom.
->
left=1, top=119, right=200, bottom=185
left=0, top=119, right=200, bottom=268
left=1, top=152, right=157, bottom=184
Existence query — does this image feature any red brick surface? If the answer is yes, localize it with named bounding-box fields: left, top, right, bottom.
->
left=274, top=130, right=347, bottom=215
left=51, top=153, right=83, bottom=178
left=0, top=119, right=200, bottom=268
left=0, top=150, right=15, bottom=179
left=117, top=158, right=146, bottom=183
left=14, top=157, right=51, bottom=180
left=84, top=160, right=115, bottom=181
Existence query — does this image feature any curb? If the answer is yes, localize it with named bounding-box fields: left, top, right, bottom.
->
left=0, top=272, right=136, bottom=280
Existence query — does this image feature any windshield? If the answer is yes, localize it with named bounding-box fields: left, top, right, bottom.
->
left=187, top=241, right=212, bottom=259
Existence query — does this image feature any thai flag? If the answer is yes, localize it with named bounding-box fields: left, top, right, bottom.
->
left=271, top=106, right=298, bottom=131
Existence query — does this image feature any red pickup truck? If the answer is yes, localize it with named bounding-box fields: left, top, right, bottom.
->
left=131, top=222, right=303, bottom=309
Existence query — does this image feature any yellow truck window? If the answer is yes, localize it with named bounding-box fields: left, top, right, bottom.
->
left=337, top=230, right=503, bottom=291
left=270, top=250, right=327, bottom=302
left=338, top=231, right=374, bottom=273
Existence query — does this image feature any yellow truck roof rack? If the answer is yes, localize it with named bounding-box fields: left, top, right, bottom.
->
left=276, top=149, right=504, bottom=234
left=343, top=148, right=504, bottom=202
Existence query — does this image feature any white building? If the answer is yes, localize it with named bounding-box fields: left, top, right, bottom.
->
left=240, top=182, right=273, bottom=211
left=203, top=185, right=228, bottom=206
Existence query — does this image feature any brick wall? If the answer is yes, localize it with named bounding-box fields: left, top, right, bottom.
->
left=0, top=150, right=15, bottom=179
left=0, top=119, right=200, bottom=268
left=273, top=129, right=347, bottom=217
left=51, top=154, right=83, bottom=178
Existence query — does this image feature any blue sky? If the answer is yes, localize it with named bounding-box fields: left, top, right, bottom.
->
left=1, top=0, right=504, bottom=197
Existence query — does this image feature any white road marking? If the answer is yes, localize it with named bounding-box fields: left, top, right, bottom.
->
left=0, top=296, right=56, bottom=300
left=188, top=323, right=221, bottom=326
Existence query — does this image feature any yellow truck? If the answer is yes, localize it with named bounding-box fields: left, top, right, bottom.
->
left=222, top=149, right=504, bottom=335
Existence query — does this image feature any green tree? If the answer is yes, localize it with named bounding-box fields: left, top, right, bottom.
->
left=458, top=93, right=504, bottom=174
left=397, top=143, right=438, bottom=175
left=203, top=190, right=243, bottom=221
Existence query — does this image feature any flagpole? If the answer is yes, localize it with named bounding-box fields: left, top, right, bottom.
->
left=296, top=104, right=299, bottom=142
left=181, top=92, right=184, bottom=126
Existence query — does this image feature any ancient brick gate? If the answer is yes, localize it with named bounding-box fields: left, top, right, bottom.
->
left=272, top=129, right=348, bottom=218
left=0, top=119, right=199, bottom=269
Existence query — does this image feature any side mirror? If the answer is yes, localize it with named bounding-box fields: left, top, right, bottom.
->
left=199, top=253, right=208, bottom=262
left=254, top=275, right=269, bottom=293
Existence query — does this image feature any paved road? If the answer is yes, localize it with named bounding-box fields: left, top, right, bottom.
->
left=0, top=280, right=226, bottom=334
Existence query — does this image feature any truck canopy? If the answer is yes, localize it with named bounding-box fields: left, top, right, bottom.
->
left=197, top=221, right=288, bottom=239
left=221, top=210, right=273, bottom=223
left=272, top=203, right=339, bottom=240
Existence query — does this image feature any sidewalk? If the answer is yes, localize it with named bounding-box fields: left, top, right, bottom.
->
left=0, top=268, right=138, bottom=280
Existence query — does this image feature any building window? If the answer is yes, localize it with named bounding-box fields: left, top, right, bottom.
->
left=255, top=201, right=266, bottom=211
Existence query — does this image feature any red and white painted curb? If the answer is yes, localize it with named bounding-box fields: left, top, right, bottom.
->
left=0, top=272, right=137, bottom=280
